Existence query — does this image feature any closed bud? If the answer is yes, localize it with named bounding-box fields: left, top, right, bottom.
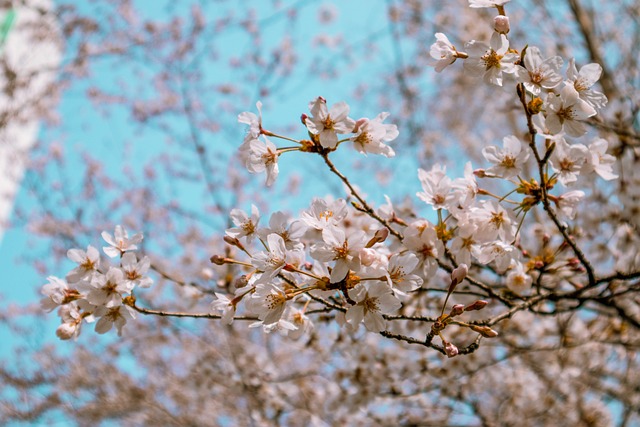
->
left=465, top=300, right=488, bottom=311
left=365, top=228, right=389, bottom=248
left=300, top=113, right=309, bottom=125
left=470, top=324, right=499, bottom=338
left=56, top=322, right=78, bottom=340
left=210, top=255, right=226, bottom=265
left=474, top=169, right=487, bottom=178
left=493, top=15, right=510, bottom=34
left=445, top=342, right=459, bottom=358
left=451, top=264, right=468, bottom=287
left=234, top=275, right=249, bottom=288
left=224, top=235, right=240, bottom=246
left=450, top=304, right=465, bottom=316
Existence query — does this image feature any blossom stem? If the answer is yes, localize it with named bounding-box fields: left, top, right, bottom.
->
left=268, top=133, right=301, bottom=144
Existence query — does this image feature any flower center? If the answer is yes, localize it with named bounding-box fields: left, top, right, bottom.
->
left=482, top=51, right=502, bottom=70
left=362, top=296, right=379, bottom=314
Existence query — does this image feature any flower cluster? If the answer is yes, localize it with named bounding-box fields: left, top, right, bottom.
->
left=41, top=0, right=621, bottom=361
left=41, top=225, right=151, bottom=340
left=238, top=96, right=399, bottom=186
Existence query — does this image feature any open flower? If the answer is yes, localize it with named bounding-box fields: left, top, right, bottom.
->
left=350, top=112, right=398, bottom=157
left=102, top=225, right=143, bottom=258
left=506, top=261, right=533, bottom=294
left=464, top=32, right=518, bottom=86
left=516, top=46, right=563, bottom=95
left=237, top=100, right=263, bottom=143
left=310, top=228, right=365, bottom=283
left=66, top=245, right=100, bottom=283
left=305, top=97, right=356, bottom=149
left=566, top=59, right=607, bottom=109
left=94, top=305, right=136, bottom=336
left=545, top=84, right=596, bottom=137
left=345, top=282, right=401, bottom=332
left=226, top=205, right=261, bottom=242
left=120, top=252, right=153, bottom=289
left=246, top=136, right=279, bottom=186
left=251, top=283, right=289, bottom=325
left=252, top=234, right=288, bottom=282
left=482, top=135, right=530, bottom=178
left=430, top=33, right=458, bottom=72
left=85, top=268, right=131, bottom=308
left=549, top=138, right=588, bottom=186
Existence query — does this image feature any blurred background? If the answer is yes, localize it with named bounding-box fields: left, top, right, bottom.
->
left=1, top=0, right=638, bottom=425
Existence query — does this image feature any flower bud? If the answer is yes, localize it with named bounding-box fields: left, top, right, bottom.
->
left=56, top=322, right=78, bottom=340
left=451, top=264, right=468, bottom=287
left=359, top=248, right=380, bottom=267
left=493, top=15, right=510, bottom=34
left=469, top=324, right=499, bottom=338
left=445, top=342, right=459, bottom=358
left=210, top=255, right=226, bottom=265
left=474, top=169, right=487, bottom=178
left=234, top=275, right=249, bottom=288
left=300, top=113, right=309, bottom=125
left=465, top=300, right=488, bottom=312
left=450, top=304, right=465, bottom=316
left=223, top=235, right=244, bottom=250
left=365, top=228, right=389, bottom=248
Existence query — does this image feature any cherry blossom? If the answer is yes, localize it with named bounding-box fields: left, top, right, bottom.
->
left=101, top=225, right=143, bottom=258
left=246, top=136, right=279, bottom=186
left=345, top=282, right=401, bottom=332
left=430, top=33, right=458, bottom=72
left=350, top=112, right=398, bottom=157
left=226, top=205, right=261, bottom=242
left=585, top=138, right=618, bottom=180
left=305, top=97, right=356, bottom=149
left=566, top=59, right=608, bottom=109
left=66, top=245, right=100, bottom=283
left=545, top=84, right=597, bottom=137
left=482, top=135, right=530, bottom=178
left=515, top=46, right=563, bottom=95
left=464, top=32, right=518, bottom=86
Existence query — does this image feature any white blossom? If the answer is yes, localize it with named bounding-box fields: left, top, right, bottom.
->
left=305, top=97, right=356, bottom=149
left=545, top=84, right=596, bottom=137
left=246, top=136, right=279, bottom=186
left=226, top=205, right=261, bottom=242
left=464, top=32, right=518, bottom=86
left=101, top=225, right=143, bottom=258
left=345, top=282, right=401, bottom=332
left=566, top=59, right=607, bottom=109
left=350, top=112, right=398, bottom=157
left=482, top=135, right=530, bottom=178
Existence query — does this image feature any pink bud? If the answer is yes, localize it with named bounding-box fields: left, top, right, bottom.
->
left=210, top=255, right=226, bottom=265
left=494, top=15, right=510, bottom=34
left=465, top=300, right=489, bottom=312
left=450, top=304, right=465, bottom=316
left=473, top=169, right=487, bottom=178
left=451, top=264, right=468, bottom=286
left=470, top=325, right=499, bottom=338
left=445, top=342, right=459, bottom=358
left=234, top=275, right=249, bottom=288
left=365, top=228, right=389, bottom=248
left=300, top=113, right=309, bottom=125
